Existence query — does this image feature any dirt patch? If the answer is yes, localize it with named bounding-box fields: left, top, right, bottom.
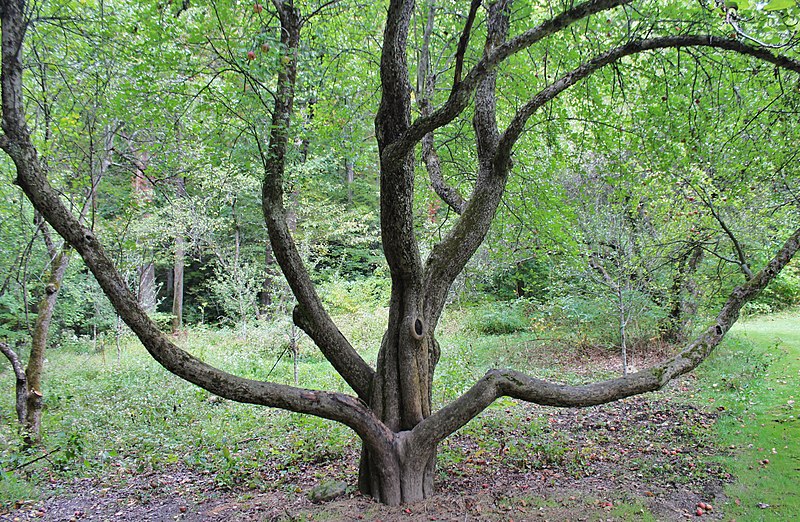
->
left=3, top=379, right=729, bottom=522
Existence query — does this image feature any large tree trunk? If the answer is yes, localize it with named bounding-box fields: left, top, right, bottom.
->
left=358, top=433, right=437, bottom=505
left=358, top=307, right=440, bottom=502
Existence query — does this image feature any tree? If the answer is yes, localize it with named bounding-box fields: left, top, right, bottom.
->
left=3, top=0, right=800, bottom=506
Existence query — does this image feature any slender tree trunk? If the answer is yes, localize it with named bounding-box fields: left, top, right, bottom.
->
left=172, top=234, right=185, bottom=332
left=619, top=285, right=628, bottom=375
left=137, top=261, right=156, bottom=312
left=291, top=323, right=299, bottom=385
left=0, top=342, right=27, bottom=425
left=24, top=248, right=70, bottom=442
left=258, top=245, right=276, bottom=314
left=172, top=174, right=186, bottom=333
left=115, top=314, right=122, bottom=363
left=344, top=156, right=355, bottom=204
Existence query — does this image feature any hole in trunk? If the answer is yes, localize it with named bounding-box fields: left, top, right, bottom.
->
left=410, top=317, right=425, bottom=340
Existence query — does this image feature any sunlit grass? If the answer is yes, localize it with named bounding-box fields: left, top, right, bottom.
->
left=696, top=310, right=800, bottom=520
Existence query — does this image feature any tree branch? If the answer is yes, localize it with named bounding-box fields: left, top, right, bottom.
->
left=451, top=0, right=481, bottom=92
left=0, top=342, right=24, bottom=381
left=34, top=212, right=57, bottom=260
left=497, top=36, right=800, bottom=161
left=383, top=0, right=634, bottom=165
left=258, top=1, right=374, bottom=399
left=418, top=0, right=466, bottom=215
left=589, top=255, right=621, bottom=291
left=376, top=0, right=424, bottom=289
left=694, top=183, right=753, bottom=279
left=422, top=0, right=510, bottom=325
left=412, top=225, right=800, bottom=446
left=422, top=33, right=800, bottom=342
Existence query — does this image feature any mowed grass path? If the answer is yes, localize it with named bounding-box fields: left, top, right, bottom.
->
left=706, top=312, right=800, bottom=520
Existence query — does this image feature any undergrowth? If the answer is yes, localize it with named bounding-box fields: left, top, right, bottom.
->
left=1, top=307, right=797, bottom=520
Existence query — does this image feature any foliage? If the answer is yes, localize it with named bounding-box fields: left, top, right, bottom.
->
left=750, top=260, right=800, bottom=313
left=466, top=299, right=532, bottom=335
left=318, top=275, right=390, bottom=316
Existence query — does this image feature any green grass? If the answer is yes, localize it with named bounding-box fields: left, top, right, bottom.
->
left=0, top=324, right=362, bottom=508
left=696, top=310, right=800, bottom=520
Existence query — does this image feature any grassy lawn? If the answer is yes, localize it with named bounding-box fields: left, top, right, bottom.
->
left=697, top=312, right=800, bottom=520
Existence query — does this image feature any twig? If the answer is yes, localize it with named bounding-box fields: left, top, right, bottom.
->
left=234, top=436, right=269, bottom=447
left=5, top=447, right=61, bottom=473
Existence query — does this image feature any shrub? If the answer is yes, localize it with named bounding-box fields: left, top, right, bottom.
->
left=751, top=261, right=800, bottom=313
left=486, top=258, right=551, bottom=301
left=467, top=300, right=531, bottom=335
left=319, top=276, right=390, bottom=315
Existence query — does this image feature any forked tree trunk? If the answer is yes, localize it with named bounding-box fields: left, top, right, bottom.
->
left=6, top=0, right=800, bottom=509
left=358, top=312, right=440, bottom=503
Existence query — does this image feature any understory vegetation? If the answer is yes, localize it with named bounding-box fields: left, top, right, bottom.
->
left=2, top=299, right=798, bottom=519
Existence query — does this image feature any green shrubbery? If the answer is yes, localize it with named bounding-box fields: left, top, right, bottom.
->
left=319, top=275, right=390, bottom=315
left=466, top=299, right=532, bottom=335
left=748, top=261, right=800, bottom=314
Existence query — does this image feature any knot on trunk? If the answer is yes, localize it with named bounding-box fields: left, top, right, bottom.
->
left=45, top=283, right=57, bottom=294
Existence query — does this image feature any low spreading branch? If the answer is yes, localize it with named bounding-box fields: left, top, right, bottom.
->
left=412, top=225, right=800, bottom=447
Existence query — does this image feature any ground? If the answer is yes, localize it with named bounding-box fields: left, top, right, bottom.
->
left=3, top=378, right=730, bottom=522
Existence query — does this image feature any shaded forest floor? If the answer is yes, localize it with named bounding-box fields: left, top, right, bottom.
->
left=4, top=377, right=729, bottom=521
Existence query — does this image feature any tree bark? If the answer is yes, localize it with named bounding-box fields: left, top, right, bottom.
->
left=24, top=247, right=70, bottom=441
left=0, top=341, right=27, bottom=425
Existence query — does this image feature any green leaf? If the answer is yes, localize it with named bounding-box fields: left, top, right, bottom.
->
left=764, top=0, right=794, bottom=11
